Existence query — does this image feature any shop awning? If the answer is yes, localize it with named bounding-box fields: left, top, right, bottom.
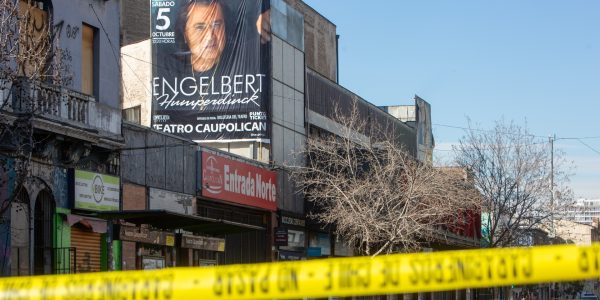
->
left=74, top=209, right=265, bottom=234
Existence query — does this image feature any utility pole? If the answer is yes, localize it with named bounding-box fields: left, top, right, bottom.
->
left=548, top=135, right=556, bottom=299
left=549, top=135, right=555, bottom=239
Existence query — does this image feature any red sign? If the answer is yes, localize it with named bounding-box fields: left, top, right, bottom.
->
left=201, top=152, right=277, bottom=211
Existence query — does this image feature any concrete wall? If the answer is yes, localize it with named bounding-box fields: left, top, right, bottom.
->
left=52, top=0, right=121, bottom=108
left=283, top=0, right=337, bottom=82
left=122, top=40, right=152, bottom=126
left=554, top=220, right=593, bottom=245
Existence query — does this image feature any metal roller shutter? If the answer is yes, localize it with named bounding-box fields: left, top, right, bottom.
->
left=71, top=226, right=102, bottom=273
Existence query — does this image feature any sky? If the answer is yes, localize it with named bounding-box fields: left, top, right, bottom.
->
left=302, top=0, right=600, bottom=199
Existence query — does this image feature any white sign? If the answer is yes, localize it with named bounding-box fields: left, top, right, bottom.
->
left=74, top=170, right=120, bottom=211
left=149, top=188, right=195, bottom=215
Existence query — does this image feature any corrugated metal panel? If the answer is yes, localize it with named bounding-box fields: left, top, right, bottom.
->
left=146, top=131, right=166, bottom=188
left=71, top=227, right=102, bottom=273
left=165, top=137, right=184, bottom=192
left=183, top=145, right=197, bottom=195
left=122, top=124, right=147, bottom=185
left=122, top=123, right=197, bottom=193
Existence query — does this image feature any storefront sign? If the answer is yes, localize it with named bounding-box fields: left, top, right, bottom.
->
left=281, top=216, right=305, bottom=227
left=73, top=170, right=119, bottom=211
left=119, top=226, right=175, bottom=246
left=150, top=0, right=271, bottom=142
left=274, top=227, right=288, bottom=246
left=280, top=229, right=305, bottom=251
left=180, top=235, right=225, bottom=252
left=287, top=229, right=305, bottom=248
left=201, top=152, right=277, bottom=211
left=149, top=188, right=196, bottom=215
left=278, top=250, right=305, bottom=261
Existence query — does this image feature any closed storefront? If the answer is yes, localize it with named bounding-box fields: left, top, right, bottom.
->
left=70, top=169, right=119, bottom=273
left=71, top=226, right=102, bottom=273
left=178, top=234, right=225, bottom=266
left=198, top=151, right=276, bottom=264
left=117, top=225, right=175, bottom=270
left=67, top=215, right=107, bottom=273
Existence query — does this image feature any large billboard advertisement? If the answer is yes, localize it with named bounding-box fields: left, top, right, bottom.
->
left=201, top=151, right=277, bottom=211
left=151, top=0, right=271, bottom=142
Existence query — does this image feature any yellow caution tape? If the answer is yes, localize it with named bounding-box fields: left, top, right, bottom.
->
left=2, top=243, right=600, bottom=299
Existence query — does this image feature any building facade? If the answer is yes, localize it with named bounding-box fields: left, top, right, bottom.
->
left=0, top=0, right=122, bottom=276
left=0, top=0, right=481, bottom=281
left=118, top=0, right=480, bottom=270
left=566, top=198, right=600, bottom=225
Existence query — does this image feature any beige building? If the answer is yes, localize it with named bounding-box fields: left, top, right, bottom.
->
left=552, top=219, right=594, bottom=245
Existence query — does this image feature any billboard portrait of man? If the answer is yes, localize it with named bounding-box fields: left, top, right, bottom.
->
left=151, top=0, right=271, bottom=142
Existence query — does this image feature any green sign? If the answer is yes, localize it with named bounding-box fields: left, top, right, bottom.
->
left=74, top=170, right=120, bottom=211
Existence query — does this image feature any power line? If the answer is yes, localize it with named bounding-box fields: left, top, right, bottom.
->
left=432, top=140, right=549, bottom=152
left=89, top=4, right=120, bottom=72
left=576, top=139, right=600, bottom=156
left=433, top=123, right=600, bottom=142
left=557, top=136, right=600, bottom=141
left=433, top=123, right=548, bottom=139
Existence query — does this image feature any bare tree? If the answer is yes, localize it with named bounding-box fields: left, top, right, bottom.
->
left=1, top=0, right=53, bottom=208
left=290, top=102, right=481, bottom=256
left=453, top=119, right=573, bottom=248
left=0, top=0, right=71, bottom=274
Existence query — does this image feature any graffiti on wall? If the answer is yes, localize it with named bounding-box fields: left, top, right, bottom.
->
left=49, top=20, right=74, bottom=87
left=53, top=20, right=80, bottom=41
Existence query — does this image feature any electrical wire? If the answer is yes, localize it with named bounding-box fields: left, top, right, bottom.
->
left=576, top=139, right=600, bottom=156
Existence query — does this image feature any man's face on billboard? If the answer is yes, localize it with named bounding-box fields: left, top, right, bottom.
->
left=184, top=2, right=226, bottom=72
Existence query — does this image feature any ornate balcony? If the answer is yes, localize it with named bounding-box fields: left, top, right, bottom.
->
left=1, top=78, right=122, bottom=144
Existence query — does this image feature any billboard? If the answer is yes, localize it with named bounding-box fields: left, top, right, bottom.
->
left=151, top=0, right=271, bottom=142
left=73, top=170, right=120, bottom=211
left=201, top=151, right=277, bottom=211
left=416, top=97, right=433, bottom=162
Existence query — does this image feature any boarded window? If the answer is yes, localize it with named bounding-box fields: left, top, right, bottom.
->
left=18, top=0, right=49, bottom=77
left=81, top=24, right=96, bottom=96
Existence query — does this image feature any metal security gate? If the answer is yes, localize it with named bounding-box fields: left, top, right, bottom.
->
left=33, top=190, right=55, bottom=275
left=71, top=226, right=101, bottom=273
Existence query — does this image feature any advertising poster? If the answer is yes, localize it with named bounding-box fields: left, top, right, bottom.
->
left=73, top=170, right=120, bottom=211
left=151, top=0, right=271, bottom=142
left=201, top=151, right=277, bottom=211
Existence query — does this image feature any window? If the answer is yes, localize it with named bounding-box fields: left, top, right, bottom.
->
left=81, top=24, right=98, bottom=98
left=123, top=106, right=141, bottom=124
left=18, top=0, right=50, bottom=77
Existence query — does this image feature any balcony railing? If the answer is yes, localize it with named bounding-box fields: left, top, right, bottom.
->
left=2, top=78, right=121, bottom=135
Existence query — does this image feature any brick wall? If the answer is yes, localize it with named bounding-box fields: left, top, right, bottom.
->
left=121, top=241, right=137, bottom=270
left=122, top=183, right=146, bottom=210
left=120, top=0, right=150, bottom=46
left=284, top=0, right=338, bottom=82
